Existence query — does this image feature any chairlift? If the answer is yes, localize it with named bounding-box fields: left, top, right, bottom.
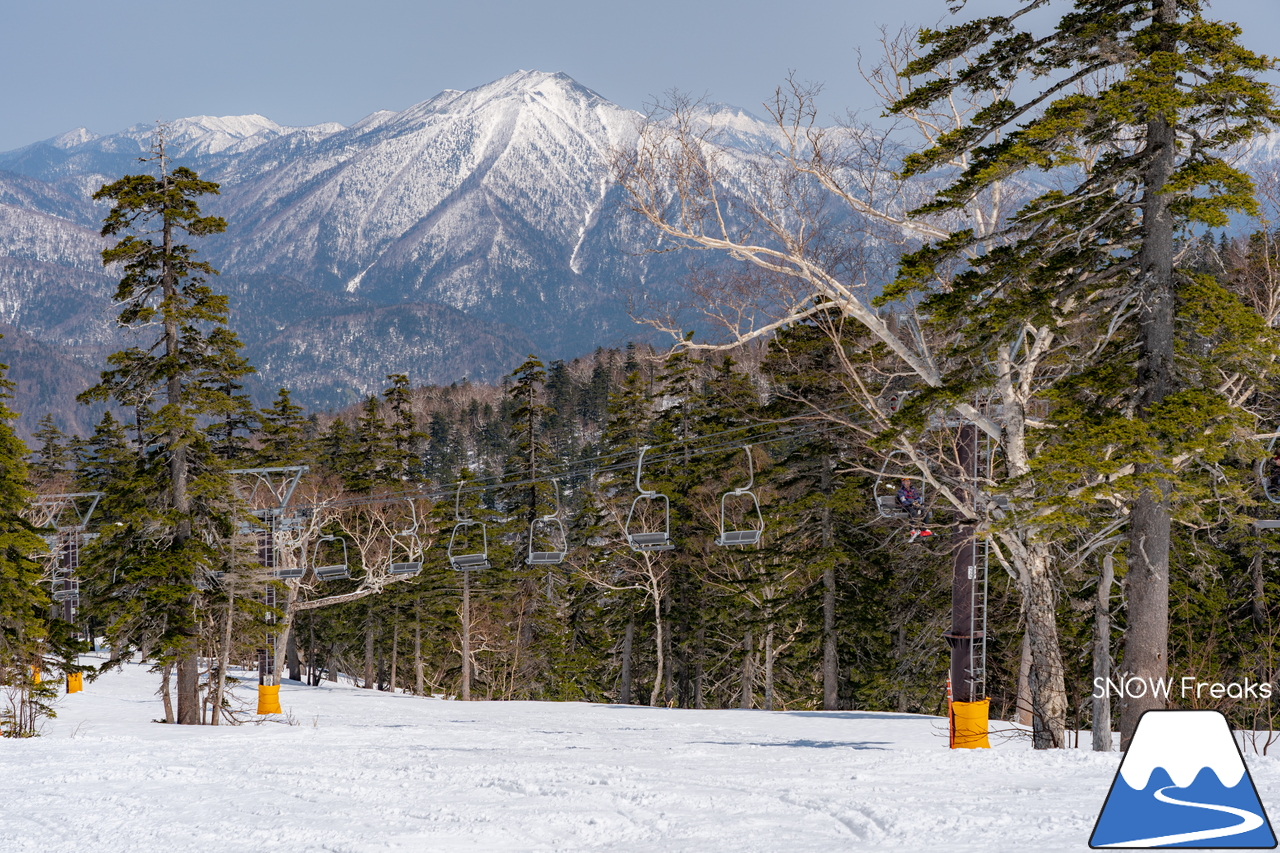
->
left=715, top=446, right=764, bottom=548
left=625, top=446, right=674, bottom=553
left=311, top=535, right=350, bottom=582
left=873, top=451, right=927, bottom=521
left=527, top=478, right=568, bottom=565
left=448, top=481, right=490, bottom=571
left=389, top=500, right=423, bottom=576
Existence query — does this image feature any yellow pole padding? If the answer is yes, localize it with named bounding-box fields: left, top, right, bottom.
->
left=31, top=665, right=41, bottom=684
left=66, top=672, right=83, bottom=693
left=950, top=698, right=991, bottom=749
left=257, top=683, right=282, bottom=714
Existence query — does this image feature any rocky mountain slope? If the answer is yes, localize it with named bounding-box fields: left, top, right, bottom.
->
left=0, top=71, right=779, bottom=437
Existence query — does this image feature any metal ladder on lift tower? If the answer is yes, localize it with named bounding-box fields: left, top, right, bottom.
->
left=967, top=535, right=990, bottom=701
left=967, top=427, right=993, bottom=702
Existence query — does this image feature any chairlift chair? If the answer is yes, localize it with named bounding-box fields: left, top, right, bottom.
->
left=625, top=446, right=674, bottom=552
left=873, top=451, right=926, bottom=522
left=715, top=446, right=764, bottom=548
left=311, top=535, right=351, bottom=581
left=527, top=478, right=568, bottom=565
left=273, top=565, right=306, bottom=580
left=389, top=499, right=423, bottom=576
left=448, top=482, right=491, bottom=571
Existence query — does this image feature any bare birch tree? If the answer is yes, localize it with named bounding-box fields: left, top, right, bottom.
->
left=612, top=33, right=1075, bottom=745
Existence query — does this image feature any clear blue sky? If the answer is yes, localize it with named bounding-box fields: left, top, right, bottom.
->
left=1, top=0, right=1276, bottom=151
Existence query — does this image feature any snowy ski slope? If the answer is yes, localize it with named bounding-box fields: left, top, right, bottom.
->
left=6, top=656, right=1276, bottom=852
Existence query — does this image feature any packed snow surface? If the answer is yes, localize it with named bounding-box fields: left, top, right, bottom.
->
left=7, top=657, right=1278, bottom=852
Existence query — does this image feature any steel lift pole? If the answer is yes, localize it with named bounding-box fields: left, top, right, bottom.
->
left=944, top=423, right=990, bottom=748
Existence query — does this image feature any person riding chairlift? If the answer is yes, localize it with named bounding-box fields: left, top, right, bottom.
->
left=896, top=477, right=932, bottom=539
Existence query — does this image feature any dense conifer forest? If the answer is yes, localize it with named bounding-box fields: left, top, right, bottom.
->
left=7, top=0, right=1280, bottom=754
left=9, top=227, right=1280, bottom=738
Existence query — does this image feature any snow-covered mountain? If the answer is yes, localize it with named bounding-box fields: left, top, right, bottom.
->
left=0, top=71, right=782, bottom=434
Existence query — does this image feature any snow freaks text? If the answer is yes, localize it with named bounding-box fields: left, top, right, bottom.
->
left=1092, top=677, right=1275, bottom=701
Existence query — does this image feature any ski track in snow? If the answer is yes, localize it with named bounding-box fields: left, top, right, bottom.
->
left=6, top=657, right=1278, bottom=853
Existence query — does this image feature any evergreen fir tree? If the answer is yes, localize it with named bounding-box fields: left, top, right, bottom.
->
left=202, top=326, right=258, bottom=462
left=73, top=413, right=134, bottom=495
left=602, top=369, right=651, bottom=458
left=351, top=396, right=392, bottom=492
left=505, top=356, right=555, bottom=524
left=887, top=0, right=1280, bottom=747
left=78, top=128, right=249, bottom=725
left=28, top=414, right=68, bottom=482
left=317, top=417, right=356, bottom=477
left=0, top=352, right=77, bottom=736
left=576, top=348, right=614, bottom=426
left=255, top=388, right=309, bottom=467
left=382, top=374, right=421, bottom=481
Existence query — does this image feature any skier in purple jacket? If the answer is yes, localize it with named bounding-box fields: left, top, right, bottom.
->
left=896, top=478, right=932, bottom=538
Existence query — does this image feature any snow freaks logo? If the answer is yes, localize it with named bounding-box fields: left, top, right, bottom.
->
left=1093, top=676, right=1274, bottom=701
left=1090, top=710, right=1277, bottom=849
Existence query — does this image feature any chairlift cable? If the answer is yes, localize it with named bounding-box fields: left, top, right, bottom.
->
left=285, top=421, right=841, bottom=515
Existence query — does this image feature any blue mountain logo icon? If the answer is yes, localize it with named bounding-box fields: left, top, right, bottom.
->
left=1090, top=710, right=1276, bottom=848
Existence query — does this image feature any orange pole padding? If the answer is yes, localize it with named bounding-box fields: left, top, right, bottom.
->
left=66, top=672, right=83, bottom=693
left=257, top=684, right=282, bottom=714
left=950, top=698, right=991, bottom=749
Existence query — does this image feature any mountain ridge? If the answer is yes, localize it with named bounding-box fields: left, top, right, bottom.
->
left=0, top=71, right=784, bottom=438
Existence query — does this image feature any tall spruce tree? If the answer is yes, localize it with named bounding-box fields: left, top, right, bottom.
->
left=382, top=374, right=420, bottom=481
left=29, top=414, right=69, bottom=483
left=255, top=388, right=309, bottom=467
left=506, top=356, right=554, bottom=526
left=0, top=352, right=68, bottom=736
left=79, top=128, right=250, bottom=725
left=888, top=0, right=1280, bottom=746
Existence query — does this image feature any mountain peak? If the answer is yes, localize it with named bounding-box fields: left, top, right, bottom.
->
left=47, top=127, right=99, bottom=149
left=463, top=70, right=609, bottom=108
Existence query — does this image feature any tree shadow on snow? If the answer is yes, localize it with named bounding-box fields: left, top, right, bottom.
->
left=784, top=711, right=938, bottom=722
left=694, top=739, right=892, bottom=750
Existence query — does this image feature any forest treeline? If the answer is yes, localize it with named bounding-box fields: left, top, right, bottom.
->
left=7, top=1, right=1280, bottom=750
left=2, top=229, right=1278, bottom=740
left=23, top=336, right=959, bottom=718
